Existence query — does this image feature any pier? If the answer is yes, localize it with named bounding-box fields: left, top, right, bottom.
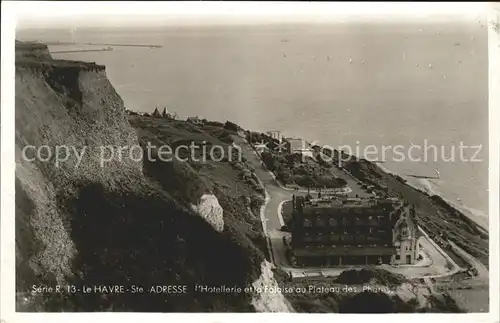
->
left=84, top=42, right=162, bottom=48
left=44, top=41, right=163, bottom=49
left=51, top=48, right=114, bottom=54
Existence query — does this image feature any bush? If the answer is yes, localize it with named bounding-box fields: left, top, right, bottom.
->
left=261, top=152, right=278, bottom=171
left=276, top=168, right=292, bottom=184
left=294, top=175, right=315, bottom=188
left=204, top=120, right=224, bottom=127
left=224, top=121, right=239, bottom=132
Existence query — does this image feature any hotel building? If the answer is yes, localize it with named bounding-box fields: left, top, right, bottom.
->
left=290, top=195, right=419, bottom=267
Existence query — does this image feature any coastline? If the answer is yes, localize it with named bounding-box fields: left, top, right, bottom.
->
left=375, top=162, right=488, bottom=232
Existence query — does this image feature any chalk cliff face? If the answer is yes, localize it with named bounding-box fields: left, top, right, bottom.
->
left=191, top=194, right=225, bottom=232
left=15, top=42, right=265, bottom=312
left=251, top=261, right=292, bottom=312
left=16, top=44, right=143, bottom=287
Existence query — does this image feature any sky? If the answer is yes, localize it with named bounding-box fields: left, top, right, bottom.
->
left=8, top=2, right=492, bottom=29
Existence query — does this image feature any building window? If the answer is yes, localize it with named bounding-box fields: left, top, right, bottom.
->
left=395, top=255, right=400, bottom=260
left=329, top=218, right=337, bottom=226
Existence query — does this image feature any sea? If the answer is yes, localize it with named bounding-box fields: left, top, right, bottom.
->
left=16, top=20, right=490, bottom=229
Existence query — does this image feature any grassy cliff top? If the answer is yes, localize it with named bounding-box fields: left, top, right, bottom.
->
left=15, top=40, right=105, bottom=71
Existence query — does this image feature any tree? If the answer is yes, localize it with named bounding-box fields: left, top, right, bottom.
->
left=261, top=152, right=277, bottom=171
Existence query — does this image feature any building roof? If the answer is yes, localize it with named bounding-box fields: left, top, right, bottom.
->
left=286, top=138, right=305, bottom=151
left=303, top=197, right=402, bottom=210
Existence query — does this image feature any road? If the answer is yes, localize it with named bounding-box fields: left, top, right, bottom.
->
left=232, top=135, right=462, bottom=279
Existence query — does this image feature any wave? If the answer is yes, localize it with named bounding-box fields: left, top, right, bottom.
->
left=417, top=178, right=488, bottom=224
left=417, top=178, right=439, bottom=196
left=374, top=162, right=396, bottom=175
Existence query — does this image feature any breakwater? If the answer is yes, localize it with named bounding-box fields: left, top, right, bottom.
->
left=44, top=41, right=162, bottom=48
left=84, top=42, right=162, bottom=48
left=51, top=48, right=114, bottom=54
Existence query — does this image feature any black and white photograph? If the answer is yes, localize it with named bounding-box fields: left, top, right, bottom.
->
left=1, top=1, right=499, bottom=320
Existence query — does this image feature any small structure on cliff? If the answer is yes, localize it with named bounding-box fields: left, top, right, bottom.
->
left=161, top=106, right=177, bottom=120
left=187, top=116, right=203, bottom=125
left=253, top=143, right=269, bottom=154
left=152, top=107, right=162, bottom=118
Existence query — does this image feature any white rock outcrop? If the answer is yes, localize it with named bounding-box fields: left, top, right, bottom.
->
left=251, top=261, right=293, bottom=312
left=191, top=194, right=224, bottom=232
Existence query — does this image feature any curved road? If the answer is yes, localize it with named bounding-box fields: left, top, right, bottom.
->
left=232, top=135, right=461, bottom=279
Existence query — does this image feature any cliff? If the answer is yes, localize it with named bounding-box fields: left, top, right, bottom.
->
left=15, top=41, right=272, bottom=312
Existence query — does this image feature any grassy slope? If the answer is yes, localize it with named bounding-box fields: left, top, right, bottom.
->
left=128, top=115, right=269, bottom=267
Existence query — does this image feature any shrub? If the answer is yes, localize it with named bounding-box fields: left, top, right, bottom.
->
left=261, top=152, right=278, bottom=171
left=224, top=121, right=239, bottom=132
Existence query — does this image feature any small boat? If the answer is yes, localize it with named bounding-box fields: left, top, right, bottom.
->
left=349, top=57, right=353, bottom=64
left=428, top=63, right=433, bottom=68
